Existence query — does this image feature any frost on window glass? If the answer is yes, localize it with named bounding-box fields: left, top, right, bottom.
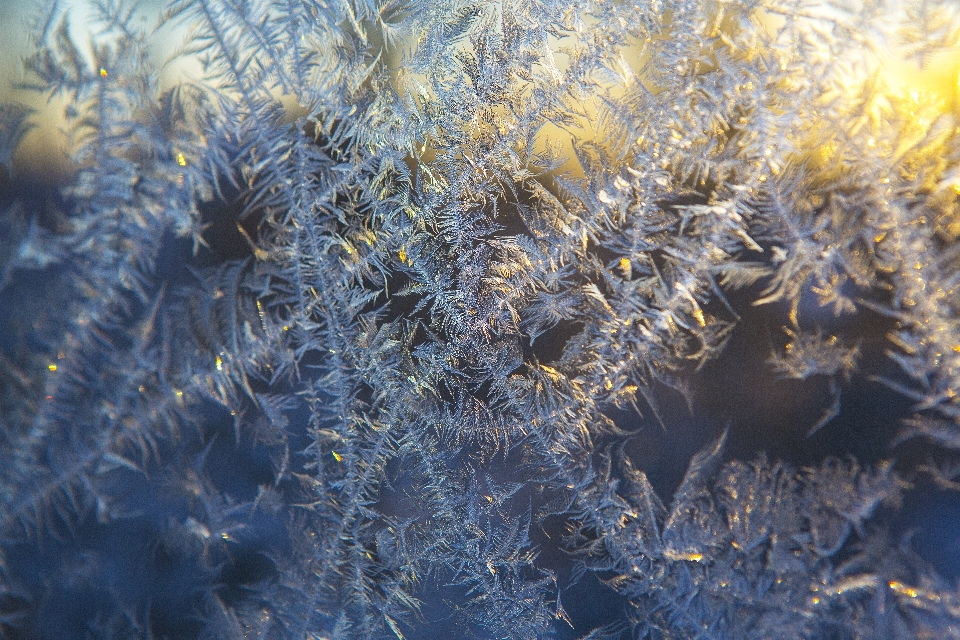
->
left=1, top=0, right=959, bottom=638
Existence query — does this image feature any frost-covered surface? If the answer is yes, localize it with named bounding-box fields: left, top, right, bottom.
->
left=1, top=0, right=960, bottom=638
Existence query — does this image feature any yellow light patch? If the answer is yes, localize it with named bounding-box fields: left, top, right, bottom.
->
left=332, top=451, right=343, bottom=462
left=693, top=308, right=706, bottom=327
left=888, top=581, right=919, bottom=598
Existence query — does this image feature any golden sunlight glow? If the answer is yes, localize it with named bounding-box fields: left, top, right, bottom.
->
left=881, top=47, right=960, bottom=114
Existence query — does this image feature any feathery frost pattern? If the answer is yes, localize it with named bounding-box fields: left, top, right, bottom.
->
left=1, top=0, right=960, bottom=637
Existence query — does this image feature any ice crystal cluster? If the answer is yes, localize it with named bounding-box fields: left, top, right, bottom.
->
left=1, top=0, right=960, bottom=638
